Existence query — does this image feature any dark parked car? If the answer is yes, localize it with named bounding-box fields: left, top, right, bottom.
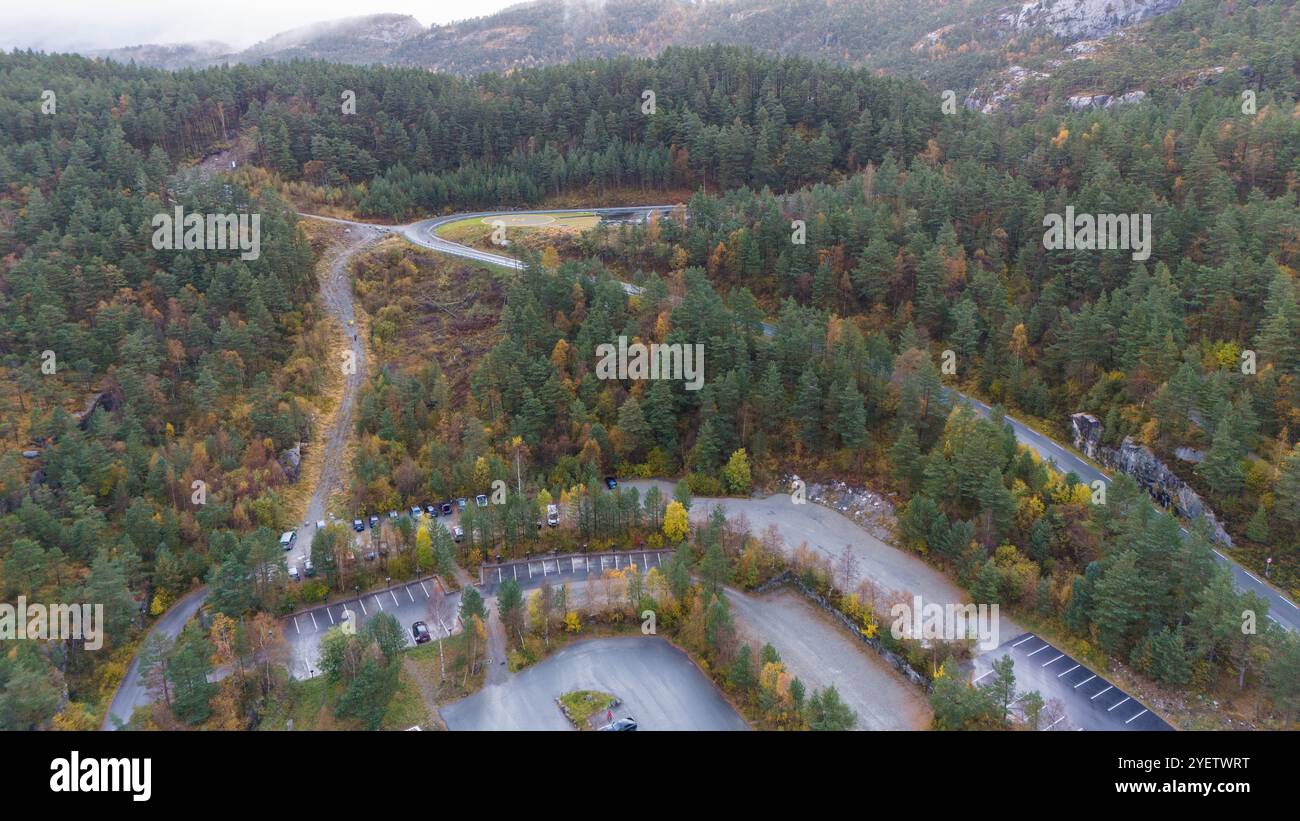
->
left=411, top=621, right=431, bottom=644
left=441, top=502, right=453, bottom=516
left=599, top=716, right=637, bottom=731
left=353, top=519, right=365, bottom=532
left=605, top=476, right=618, bottom=490
left=424, top=503, right=438, bottom=517
left=474, top=494, right=488, bottom=508
left=456, top=498, right=468, bottom=512
left=368, top=515, right=379, bottom=529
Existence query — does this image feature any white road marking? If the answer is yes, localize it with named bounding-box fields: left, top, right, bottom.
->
left=293, top=617, right=300, bottom=635
left=1245, top=571, right=1261, bottom=583
left=374, top=595, right=383, bottom=611
left=1026, top=644, right=1049, bottom=657
left=310, top=612, right=318, bottom=630
left=406, top=587, right=414, bottom=603
left=420, top=582, right=430, bottom=597
left=973, top=670, right=993, bottom=683
left=1058, top=664, right=1080, bottom=677
left=391, top=590, right=400, bottom=606
left=1107, top=696, right=1131, bottom=712
left=327, top=609, right=335, bottom=625
left=1011, top=635, right=1034, bottom=648
left=358, top=599, right=367, bottom=616
left=1042, top=654, right=1064, bottom=667
left=1125, top=709, right=1149, bottom=725
left=1090, top=685, right=1113, bottom=700
left=1046, top=715, right=1066, bottom=730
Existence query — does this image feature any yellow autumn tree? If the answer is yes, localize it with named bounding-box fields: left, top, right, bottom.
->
left=664, top=500, right=689, bottom=543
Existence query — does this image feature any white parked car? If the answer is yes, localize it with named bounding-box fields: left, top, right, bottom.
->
left=279, top=531, right=296, bottom=550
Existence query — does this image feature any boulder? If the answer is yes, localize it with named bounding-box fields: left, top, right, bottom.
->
left=278, top=445, right=302, bottom=483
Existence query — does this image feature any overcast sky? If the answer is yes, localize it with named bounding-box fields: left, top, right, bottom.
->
left=4, top=0, right=526, bottom=53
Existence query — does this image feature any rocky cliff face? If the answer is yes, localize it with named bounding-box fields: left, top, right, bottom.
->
left=1006, top=0, right=1184, bottom=40
left=1070, top=413, right=1232, bottom=546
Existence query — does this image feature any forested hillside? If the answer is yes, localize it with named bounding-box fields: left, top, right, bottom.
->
left=2, top=36, right=1299, bottom=729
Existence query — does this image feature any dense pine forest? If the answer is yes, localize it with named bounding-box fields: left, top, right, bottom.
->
left=1, top=37, right=1299, bottom=729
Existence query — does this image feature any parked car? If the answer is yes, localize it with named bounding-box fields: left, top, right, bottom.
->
left=441, top=502, right=453, bottom=516
left=424, top=503, right=438, bottom=517
left=288, top=566, right=301, bottom=582
left=279, top=531, right=296, bottom=550
left=410, top=505, right=423, bottom=518
left=364, top=550, right=378, bottom=561
left=599, top=716, right=637, bottom=731
left=353, top=519, right=365, bottom=532
left=368, top=515, right=379, bottom=529
left=411, top=621, right=431, bottom=644
left=316, top=520, right=326, bottom=530
left=546, top=504, right=559, bottom=527
left=605, top=476, right=618, bottom=490
left=388, top=510, right=400, bottom=521
left=456, top=498, right=468, bottom=512
left=475, top=494, right=488, bottom=508
left=452, top=526, right=464, bottom=543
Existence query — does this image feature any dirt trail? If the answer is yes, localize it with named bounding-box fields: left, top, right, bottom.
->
left=104, top=222, right=380, bottom=729
left=287, top=224, right=381, bottom=568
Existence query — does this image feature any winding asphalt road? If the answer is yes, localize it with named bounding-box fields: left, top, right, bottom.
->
left=101, top=586, right=208, bottom=729
left=386, top=205, right=1298, bottom=632
left=947, top=393, right=1299, bottom=632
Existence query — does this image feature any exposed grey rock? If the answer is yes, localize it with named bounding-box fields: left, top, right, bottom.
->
left=1069, top=412, right=1232, bottom=546
left=1070, top=412, right=1103, bottom=459
left=1175, top=447, right=1205, bottom=464
left=278, top=445, right=302, bottom=483
left=1007, top=0, right=1184, bottom=41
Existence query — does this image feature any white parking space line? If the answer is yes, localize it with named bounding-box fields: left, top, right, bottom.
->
left=1125, top=709, right=1148, bottom=725
left=973, top=669, right=993, bottom=683
left=1046, top=715, right=1067, bottom=730
left=358, top=599, right=367, bottom=616
left=1074, top=674, right=1096, bottom=688
left=293, top=617, right=300, bottom=635
left=327, top=609, right=335, bottom=625
left=1107, top=696, right=1131, bottom=712
left=391, top=590, right=400, bottom=606
left=1090, top=685, right=1113, bottom=700
left=1026, top=644, right=1049, bottom=657
left=1042, top=654, right=1064, bottom=667
left=421, top=582, right=430, bottom=597
left=374, top=596, right=383, bottom=611
left=528, top=563, right=534, bottom=579
left=1058, top=664, right=1080, bottom=677
left=310, top=612, right=318, bottom=631
left=1011, top=635, right=1034, bottom=648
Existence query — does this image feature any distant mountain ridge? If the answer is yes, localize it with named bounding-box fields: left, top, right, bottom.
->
left=74, top=0, right=1289, bottom=111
